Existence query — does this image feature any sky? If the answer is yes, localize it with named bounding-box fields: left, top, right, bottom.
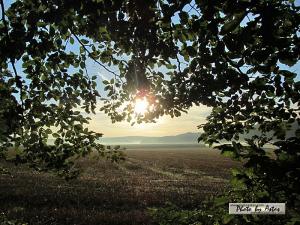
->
left=85, top=59, right=212, bottom=137
left=2, top=0, right=212, bottom=137
left=4, top=0, right=300, bottom=137
left=89, top=104, right=211, bottom=137
left=77, top=0, right=300, bottom=137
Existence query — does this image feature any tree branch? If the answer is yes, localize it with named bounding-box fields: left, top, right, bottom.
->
left=222, top=53, right=245, bottom=75
left=0, top=0, right=24, bottom=104
left=70, top=31, right=121, bottom=80
left=176, top=55, right=182, bottom=73
left=1, top=0, right=24, bottom=135
left=188, top=3, right=201, bottom=16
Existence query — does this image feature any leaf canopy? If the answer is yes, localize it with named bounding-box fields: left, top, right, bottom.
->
left=0, top=2, right=300, bottom=219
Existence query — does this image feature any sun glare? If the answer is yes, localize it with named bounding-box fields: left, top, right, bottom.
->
left=134, top=98, right=149, bottom=115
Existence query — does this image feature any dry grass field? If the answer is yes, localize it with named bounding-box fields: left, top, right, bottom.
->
left=0, top=145, right=240, bottom=225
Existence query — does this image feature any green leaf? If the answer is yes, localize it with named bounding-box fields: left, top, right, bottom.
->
left=52, top=133, right=60, bottom=138
left=214, top=196, right=228, bottom=206
left=231, top=168, right=241, bottom=176
left=179, top=11, right=189, bottom=24
left=81, top=39, right=89, bottom=44
left=103, top=80, right=109, bottom=85
left=222, top=150, right=236, bottom=158
left=231, top=177, right=247, bottom=190
left=220, top=12, right=245, bottom=35
left=186, top=46, right=197, bottom=57
left=80, top=62, right=85, bottom=69
left=279, top=70, right=296, bottom=79
left=166, top=64, right=174, bottom=69
left=222, top=214, right=234, bottom=224
left=70, top=37, right=74, bottom=45
left=45, top=129, right=52, bottom=134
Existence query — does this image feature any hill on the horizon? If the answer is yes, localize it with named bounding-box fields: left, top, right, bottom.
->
left=101, top=123, right=298, bottom=145
left=101, top=132, right=201, bottom=145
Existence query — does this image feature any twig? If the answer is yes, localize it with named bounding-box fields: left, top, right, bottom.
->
left=222, top=53, right=245, bottom=75
left=246, top=15, right=251, bottom=22
left=0, top=0, right=8, bottom=32
left=176, top=55, right=182, bottom=73
left=188, top=3, right=201, bottom=16
left=71, top=31, right=121, bottom=79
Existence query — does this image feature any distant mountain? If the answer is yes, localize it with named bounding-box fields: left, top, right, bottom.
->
left=101, top=122, right=299, bottom=145
left=101, top=132, right=201, bottom=145
left=47, top=123, right=298, bottom=146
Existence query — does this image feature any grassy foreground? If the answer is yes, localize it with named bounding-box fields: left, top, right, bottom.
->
left=0, top=146, right=239, bottom=225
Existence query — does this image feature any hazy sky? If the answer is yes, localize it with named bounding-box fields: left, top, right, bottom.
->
left=88, top=104, right=211, bottom=137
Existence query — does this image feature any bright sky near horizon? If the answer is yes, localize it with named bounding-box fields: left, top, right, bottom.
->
left=83, top=51, right=214, bottom=137
left=89, top=104, right=211, bottom=137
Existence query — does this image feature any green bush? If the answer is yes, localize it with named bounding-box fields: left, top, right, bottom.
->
left=0, top=213, right=27, bottom=225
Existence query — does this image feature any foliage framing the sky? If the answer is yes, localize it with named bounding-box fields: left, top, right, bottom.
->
left=0, top=0, right=300, bottom=221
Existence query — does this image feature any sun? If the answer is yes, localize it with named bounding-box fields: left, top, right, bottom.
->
left=134, top=98, right=149, bottom=115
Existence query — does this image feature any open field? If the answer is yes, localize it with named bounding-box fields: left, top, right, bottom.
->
left=0, top=145, right=240, bottom=225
